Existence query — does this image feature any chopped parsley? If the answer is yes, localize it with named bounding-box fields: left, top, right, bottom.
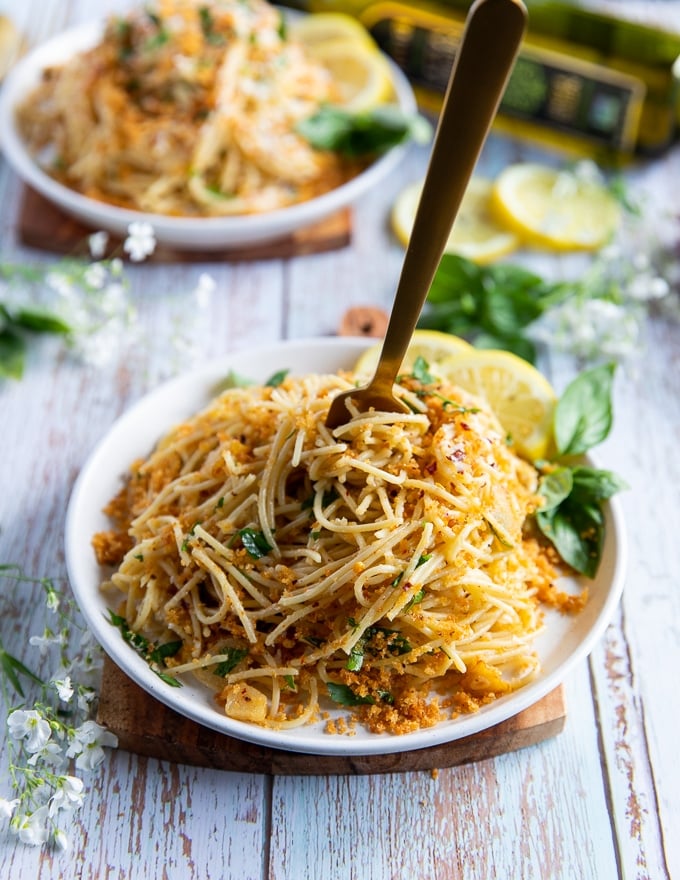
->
left=237, top=528, right=272, bottom=559
left=107, top=610, right=182, bottom=687
left=212, top=647, right=248, bottom=677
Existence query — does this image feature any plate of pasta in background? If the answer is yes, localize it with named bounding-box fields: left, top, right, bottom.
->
left=65, top=336, right=627, bottom=756
left=0, top=0, right=421, bottom=249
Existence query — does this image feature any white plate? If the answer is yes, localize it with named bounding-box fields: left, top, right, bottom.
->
left=0, top=16, right=416, bottom=250
left=65, top=337, right=627, bottom=756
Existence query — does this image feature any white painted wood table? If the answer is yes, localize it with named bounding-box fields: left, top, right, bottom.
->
left=1, top=1, right=679, bottom=877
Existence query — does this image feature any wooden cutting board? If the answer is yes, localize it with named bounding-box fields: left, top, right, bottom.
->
left=97, top=656, right=566, bottom=776
left=17, top=185, right=352, bottom=262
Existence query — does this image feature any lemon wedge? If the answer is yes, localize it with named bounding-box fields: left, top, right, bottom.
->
left=434, top=349, right=557, bottom=460
left=353, top=329, right=473, bottom=381
left=305, top=38, right=394, bottom=112
left=490, top=163, right=621, bottom=251
left=391, top=177, right=519, bottom=263
left=289, top=12, right=376, bottom=50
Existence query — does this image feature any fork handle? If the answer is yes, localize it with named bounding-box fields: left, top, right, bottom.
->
left=374, top=0, right=527, bottom=389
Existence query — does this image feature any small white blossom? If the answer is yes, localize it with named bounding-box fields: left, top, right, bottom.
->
left=76, top=687, right=97, bottom=713
left=83, top=263, right=108, bottom=290
left=194, top=272, right=216, bottom=308
left=29, top=628, right=65, bottom=656
left=53, top=676, right=74, bottom=703
left=26, top=741, right=66, bottom=770
left=88, top=231, right=109, bottom=259
left=66, top=720, right=118, bottom=770
left=0, top=798, right=19, bottom=820
left=14, top=805, right=50, bottom=846
left=45, top=589, right=60, bottom=614
left=7, top=710, right=52, bottom=754
left=53, top=829, right=70, bottom=851
left=49, top=776, right=85, bottom=815
left=124, top=221, right=156, bottom=262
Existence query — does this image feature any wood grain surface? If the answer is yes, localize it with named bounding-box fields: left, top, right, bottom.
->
left=18, top=185, right=353, bottom=262
left=1, top=1, right=679, bottom=878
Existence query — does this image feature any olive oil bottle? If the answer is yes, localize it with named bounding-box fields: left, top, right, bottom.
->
left=298, top=0, right=680, bottom=159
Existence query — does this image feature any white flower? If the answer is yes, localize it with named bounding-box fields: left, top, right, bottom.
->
left=0, top=798, right=19, bottom=820
left=53, top=676, right=74, bottom=703
left=45, top=589, right=60, bottom=614
left=124, top=221, right=156, bottom=262
left=76, top=687, right=97, bottom=713
left=66, top=720, right=118, bottom=770
left=29, top=628, right=65, bottom=656
left=26, top=740, right=66, bottom=770
left=88, top=231, right=109, bottom=259
left=53, top=829, right=70, bottom=851
left=194, top=272, right=216, bottom=308
left=49, top=776, right=85, bottom=815
left=7, top=709, right=52, bottom=754
left=13, top=805, right=50, bottom=846
left=83, top=263, right=108, bottom=290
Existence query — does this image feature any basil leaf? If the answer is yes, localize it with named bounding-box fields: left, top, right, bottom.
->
left=474, top=330, right=537, bottom=364
left=265, top=369, right=288, bottom=388
left=554, top=362, right=616, bottom=456
left=537, top=499, right=604, bottom=578
left=326, top=682, right=375, bottom=706
left=298, top=105, right=430, bottom=157
left=538, top=467, right=574, bottom=512
left=570, top=466, right=629, bottom=503
left=0, top=328, right=26, bottom=379
left=238, top=528, right=272, bottom=559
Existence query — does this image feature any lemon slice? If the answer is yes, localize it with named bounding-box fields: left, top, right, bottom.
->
left=305, top=38, right=394, bottom=111
left=289, top=12, right=376, bottom=50
left=435, top=349, right=557, bottom=460
left=391, top=177, right=519, bottom=263
left=353, top=329, right=473, bottom=381
left=490, top=163, right=621, bottom=251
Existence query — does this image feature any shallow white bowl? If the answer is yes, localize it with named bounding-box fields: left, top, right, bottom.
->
left=65, top=337, right=627, bottom=756
left=0, top=18, right=416, bottom=250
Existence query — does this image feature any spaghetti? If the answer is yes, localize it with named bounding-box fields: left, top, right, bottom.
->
left=93, top=368, right=566, bottom=735
left=17, top=0, right=364, bottom=216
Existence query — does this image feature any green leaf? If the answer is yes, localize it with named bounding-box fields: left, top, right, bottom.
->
left=554, top=362, right=616, bottom=456
left=538, top=467, right=574, bottom=512
left=217, top=369, right=254, bottom=391
left=411, top=355, right=435, bottom=385
left=569, top=466, right=629, bottom=503
left=148, top=640, right=183, bottom=664
left=0, top=327, right=26, bottom=379
left=106, top=608, right=183, bottom=686
left=213, top=647, right=248, bottom=677
left=12, top=308, right=71, bottom=335
left=238, top=528, right=272, bottom=559
left=297, top=105, right=430, bottom=157
left=536, top=499, right=604, bottom=578
left=326, top=682, right=375, bottom=706
left=473, top=330, right=537, bottom=364
left=0, top=645, right=43, bottom=697
left=265, top=369, right=289, bottom=388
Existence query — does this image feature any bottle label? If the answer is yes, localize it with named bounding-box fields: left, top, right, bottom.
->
left=361, top=2, right=646, bottom=153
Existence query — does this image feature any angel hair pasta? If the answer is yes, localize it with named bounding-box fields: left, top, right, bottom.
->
left=17, top=0, right=367, bottom=216
left=92, top=366, right=575, bottom=736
